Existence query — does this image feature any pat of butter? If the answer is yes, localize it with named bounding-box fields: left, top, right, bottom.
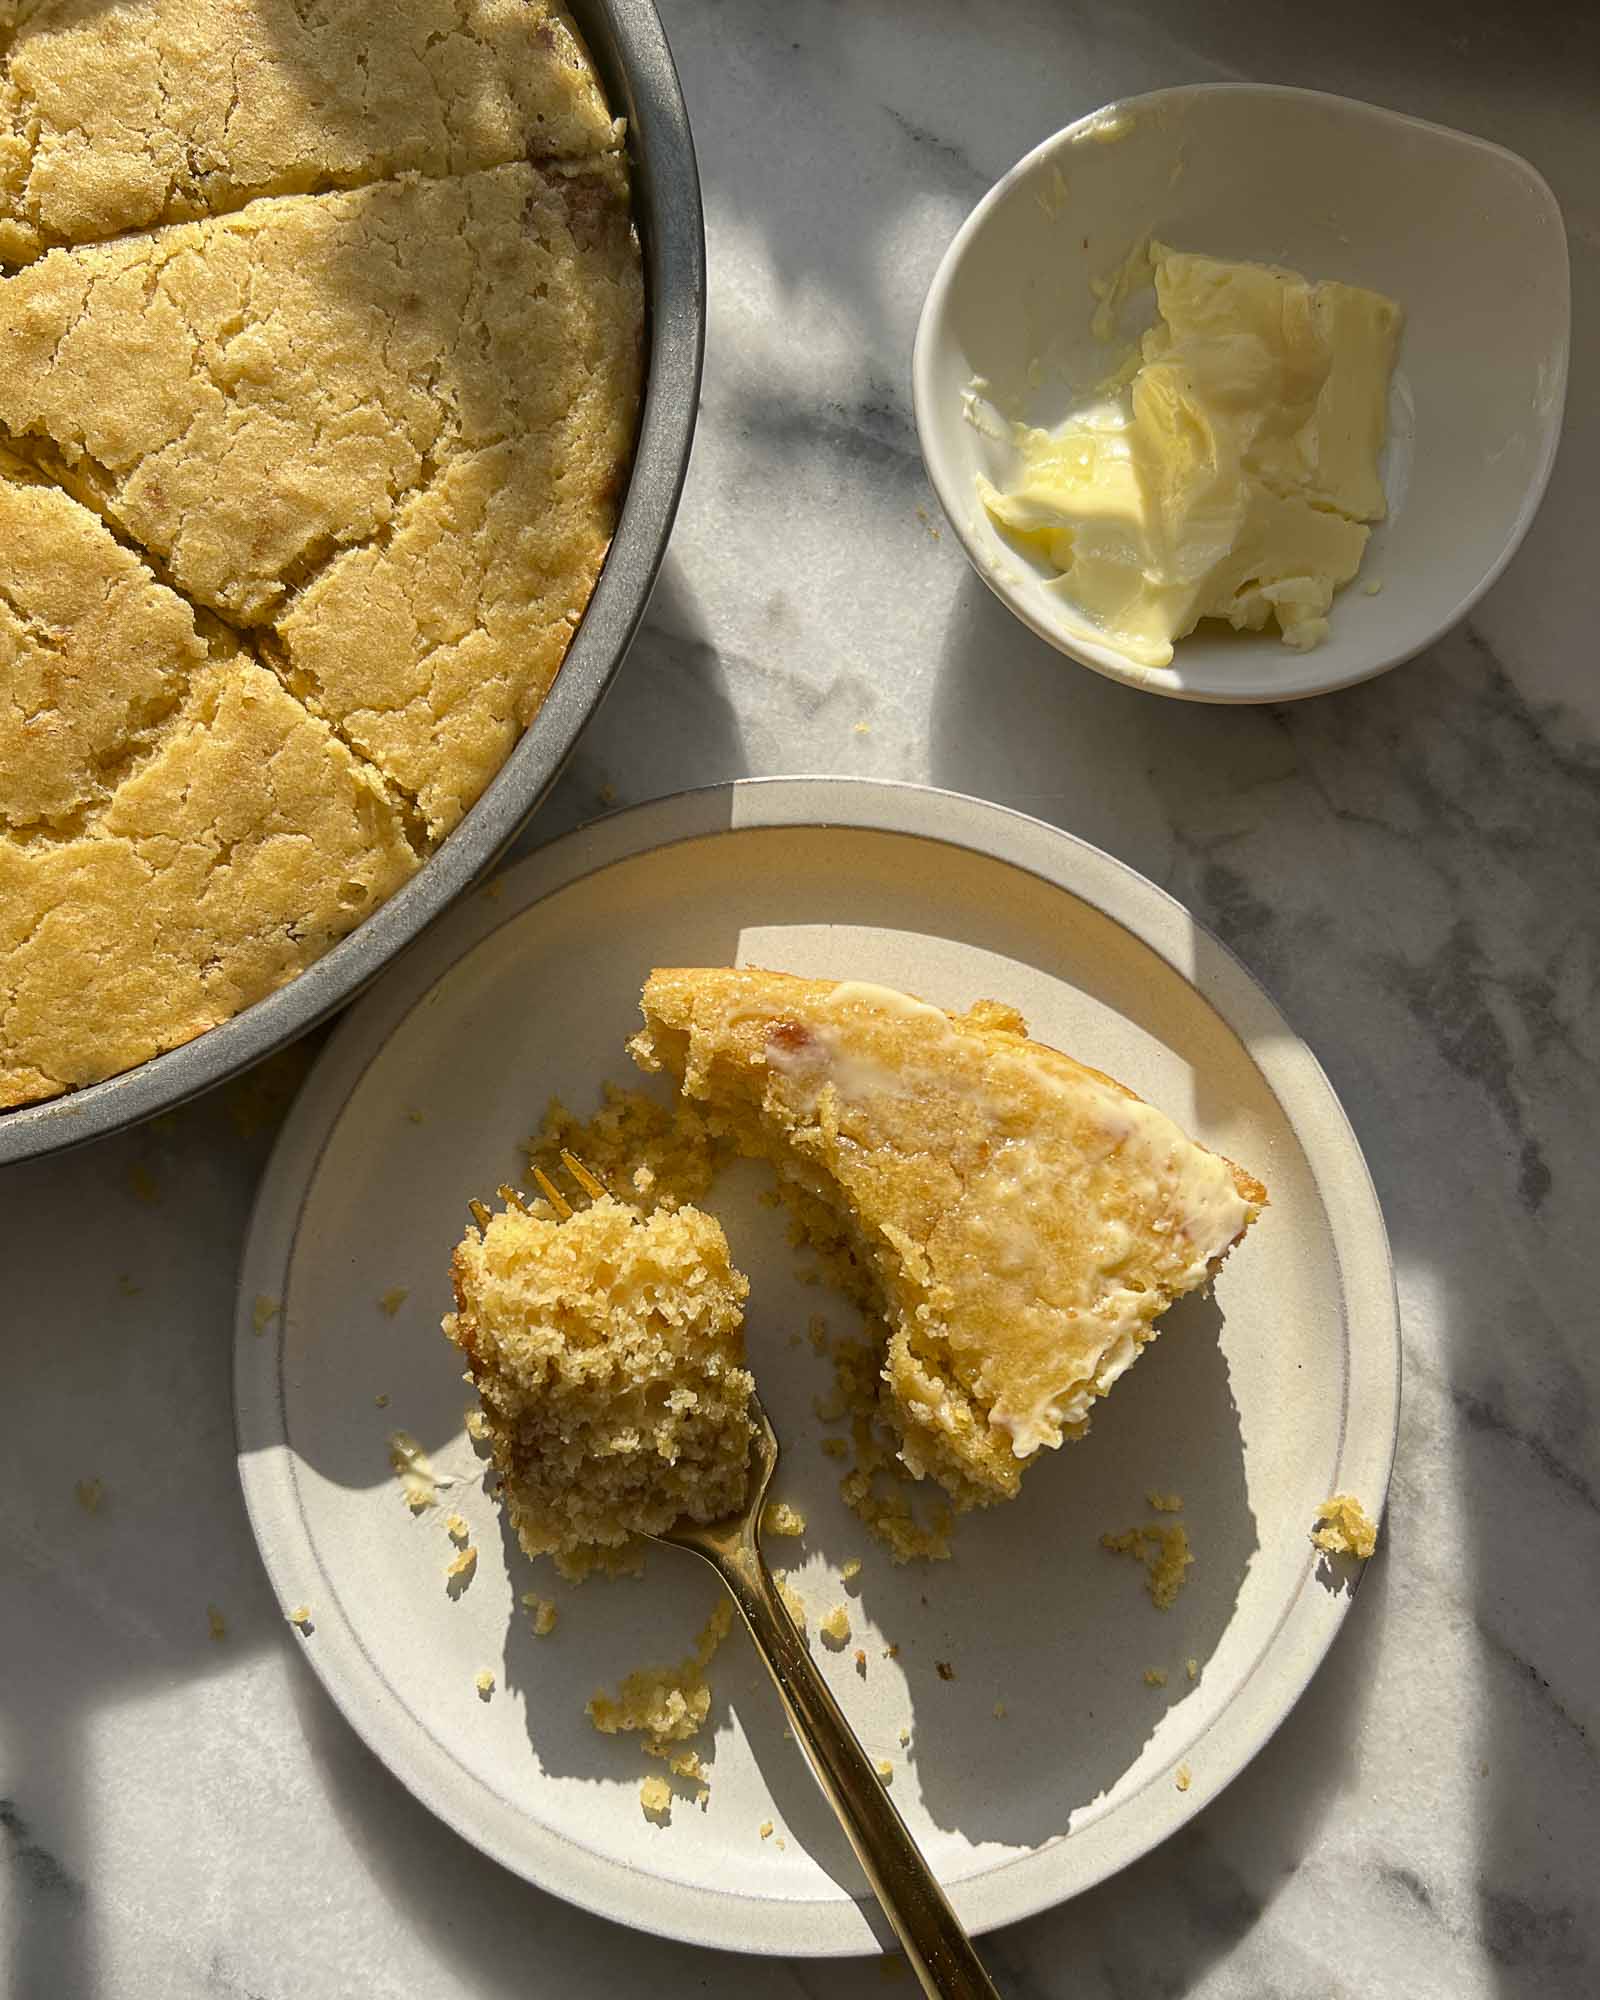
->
left=978, top=243, right=1402, bottom=667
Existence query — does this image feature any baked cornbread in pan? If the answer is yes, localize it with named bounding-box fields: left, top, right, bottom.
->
left=1, top=0, right=643, bottom=1107
left=633, top=968, right=1265, bottom=1507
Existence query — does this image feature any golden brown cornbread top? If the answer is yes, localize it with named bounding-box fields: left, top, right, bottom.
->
left=1, top=156, right=642, bottom=839
left=0, top=0, right=619, bottom=267
left=0, top=449, right=207, bottom=836
left=0, top=157, right=638, bottom=624
left=635, top=968, right=1265, bottom=1475
left=1, top=2, right=640, bottom=1109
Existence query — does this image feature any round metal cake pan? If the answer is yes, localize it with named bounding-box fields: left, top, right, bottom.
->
left=0, top=0, right=705, bottom=1170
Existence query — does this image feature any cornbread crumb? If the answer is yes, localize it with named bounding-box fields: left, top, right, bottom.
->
left=1312, top=1494, right=1378, bottom=1559
left=388, top=1431, right=444, bottom=1512
left=884, top=1644, right=900, bottom=1660
left=476, top=1670, right=496, bottom=1699
left=775, top=1572, right=808, bottom=1632
left=375, top=1394, right=390, bottom=1409
left=1102, top=1521, right=1194, bottom=1608
left=445, top=1513, right=471, bottom=1543
left=820, top=1605, right=852, bottom=1649
left=116, top=1274, right=141, bottom=1298
left=667, top=1749, right=701, bottom=1781
left=446, top=1191, right=753, bottom=1575
left=73, top=1478, right=104, bottom=1514
left=759, top=1820, right=774, bottom=1840
left=841, top=1558, right=863, bottom=1583
left=287, top=1605, right=313, bottom=1630
left=1146, top=1490, right=1184, bottom=1513
left=1363, top=580, right=1384, bottom=596
left=820, top=1438, right=850, bottom=1460
left=993, top=1703, right=1007, bottom=1719
left=206, top=1605, right=227, bottom=1643
left=639, top=1776, right=672, bottom=1819
left=898, top=1727, right=911, bottom=1748
left=855, top=1649, right=868, bottom=1677
left=521, top=1592, right=559, bottom=1637
left=379, top=1288, right=410, bottom=1317
left=1176, top=1763, right=1192, bottom=1793
left=1144, top=1667, right=1168, bottom=1688
left=875, top=1759, right=894, bottom=1782
left=252, top=1295, right=281, bottom=1335
left=935, top=1661, right=955, bottom=1682
left=407, top=1110, right=426, bottom=1126
left=763, top=1501, right=807, bottom=1538
left=446, top=1546, right=479, bottom=1590
left=587, top=1602, right=733, bottom=1758
left=776, top=1837, right=787, bottom=1851
left=1186, top=1658, right=1199, bottom=1681
left=465, top=1409, right=491, bottom=1442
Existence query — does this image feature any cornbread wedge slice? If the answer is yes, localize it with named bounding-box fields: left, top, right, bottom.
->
left=631, top=969, right=1266, bottom=1505
left=446, top=1193, right=755, bottom=1578
left=1, top=0, right=619, bottom=267
left=1, top=448, right=201, bottom=837
left=0, top=157, right=642, bottom=840
left=0, top=474, right=416, bottom=1107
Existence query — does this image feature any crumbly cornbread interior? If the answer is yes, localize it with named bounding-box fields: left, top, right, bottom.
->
left=1, top=1, right=642, bottom=1108
left=631, top=968, right=1266, bottom=1508
left=445, top=1194, right=755, bottom=1579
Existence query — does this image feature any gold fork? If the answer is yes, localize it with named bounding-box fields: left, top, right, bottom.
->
left=513, top=1154, right=1002, bottom=2000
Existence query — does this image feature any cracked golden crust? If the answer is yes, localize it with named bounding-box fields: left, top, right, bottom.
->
left=1, top=9, right=639, bottom=1107
left=1, top=450, right=206, bottom=835
left=0, top=0, right=619, bottom=266
left=1, top=156, right=643, bottom=839
left=0, top=533, right=418, bottom=1108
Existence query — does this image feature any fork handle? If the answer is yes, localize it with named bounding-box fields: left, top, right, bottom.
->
left=705, top=1540, right=1003, bottom=2000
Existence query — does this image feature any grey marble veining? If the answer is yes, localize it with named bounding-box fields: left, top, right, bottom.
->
left=3, top=0, right=1598, bottom=1994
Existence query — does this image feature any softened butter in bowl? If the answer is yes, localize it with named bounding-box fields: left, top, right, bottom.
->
left=913, top=84, right=1570, bottom=704
left=974, top=242, right=1403, bottom=668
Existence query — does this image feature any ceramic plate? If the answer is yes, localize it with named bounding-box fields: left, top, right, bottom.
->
left=235, top=779, right=1398, bottom=1955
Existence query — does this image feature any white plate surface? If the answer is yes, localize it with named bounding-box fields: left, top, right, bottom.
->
left=235, top=779, right=1398, bottom=1955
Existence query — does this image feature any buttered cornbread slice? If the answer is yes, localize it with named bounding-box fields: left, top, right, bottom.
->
left=0, top=156, right=642, bottom=840
left=446, top=1193, right=756, bottom=1578
left=632, top=969, right=1265, bottom=1505
left=0, top=463, right=415, bottom=1108
left=1, top=0, right=618, bottom=267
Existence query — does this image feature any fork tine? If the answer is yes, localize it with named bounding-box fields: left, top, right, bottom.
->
left=531, top=1165, right=572, bottom=1220
left=496, top=1183, right=532, bottom=1214
left=561, top=1151, right=608, bottom=1201
left=468, top=1198, right=492, bottom=1230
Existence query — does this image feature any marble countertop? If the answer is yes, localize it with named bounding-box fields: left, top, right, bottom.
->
left=4, top=2, right=1597, bottom=1995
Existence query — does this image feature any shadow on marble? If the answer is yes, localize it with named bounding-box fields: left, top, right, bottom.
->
left=0, top=1079, right=315, bottom=2000
left=520, top=553, right=751, bottom=852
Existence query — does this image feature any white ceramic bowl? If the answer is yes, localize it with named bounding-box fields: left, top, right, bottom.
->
left=912, top=84, right=1570, bottom=703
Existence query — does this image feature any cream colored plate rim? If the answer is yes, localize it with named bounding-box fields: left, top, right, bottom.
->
left=234, top=777, right=1399, bottom=1956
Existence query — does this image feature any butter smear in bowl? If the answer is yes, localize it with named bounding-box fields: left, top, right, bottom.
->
left=914, top=84, right=1569, bottom=702
left=975, top=242, right=1401, bottom=667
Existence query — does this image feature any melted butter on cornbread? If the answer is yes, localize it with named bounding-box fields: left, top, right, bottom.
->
left=632, top=969, right=1265, bottom=1502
